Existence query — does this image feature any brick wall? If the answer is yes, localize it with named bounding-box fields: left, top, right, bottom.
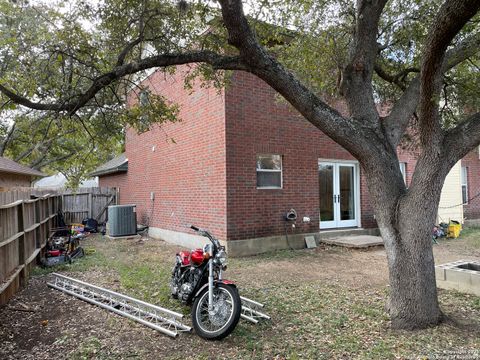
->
left=116, top=67, right=228, bottom=239
left=98, top=173, right=127, bottom=201
left=397, top=147, right=419, bottom=187
left=462, top=148, right=480, bottom=219
left=224, top=71, right=379, bottom=240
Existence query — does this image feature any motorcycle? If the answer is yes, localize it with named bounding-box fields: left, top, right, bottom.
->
left=170, top=225, right=241, bottom=340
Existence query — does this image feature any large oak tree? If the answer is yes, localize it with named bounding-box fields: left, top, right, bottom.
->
left=1, top=0, right=480, bottom=329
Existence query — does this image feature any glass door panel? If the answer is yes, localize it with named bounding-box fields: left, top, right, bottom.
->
left=319, top=163, right=335, bottom=228
left=338, top=165, right=357, bottom=226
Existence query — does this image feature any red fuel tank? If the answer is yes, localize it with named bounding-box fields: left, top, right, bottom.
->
left=190, top=249, right=205, bottom=265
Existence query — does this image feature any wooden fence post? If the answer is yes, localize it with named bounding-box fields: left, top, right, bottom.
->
left=89, top=192, right=93, bottom=218
left=17, top=202, right=25, bottom=287
left=34, top=198, right=39, bottom=249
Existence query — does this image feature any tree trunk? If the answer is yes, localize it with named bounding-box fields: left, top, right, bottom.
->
left=362, top=152, right=448, bottom=329
left=384, top=223, right=442, bottom=329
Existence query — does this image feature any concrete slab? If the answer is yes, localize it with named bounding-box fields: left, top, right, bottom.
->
left=320, top=235, right=384, bottom=248
left=104, top=234, right=142, bottom=241
left=318, top=228, right=380, bottom=240
left=435, top=266, right=446, bottom=281
left=305, top=236, right=317, bottom=249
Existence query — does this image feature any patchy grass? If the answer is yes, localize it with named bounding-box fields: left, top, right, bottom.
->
left=69, top=337, right=105, bottom=360
left=473, top=297, right=480, bottom=310
left=8, top=232, right=480, bottom=359
left=457, top=226, right=480, bottom=249
left=229, top=281, right=479, bottom=359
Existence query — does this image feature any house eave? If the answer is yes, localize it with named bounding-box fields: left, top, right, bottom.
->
left=0, top=169, right=46, bottom=178
left=90, top=167, right=128, bottom=177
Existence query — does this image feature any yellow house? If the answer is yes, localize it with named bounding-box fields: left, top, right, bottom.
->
left=437, top=161, right=464, bottom=224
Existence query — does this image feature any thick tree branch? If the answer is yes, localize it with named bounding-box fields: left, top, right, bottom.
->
left=116, top=2, right=149, bottom=68
left=116, top=37, right=144, bottom=67
left=0, top=122, right=16, bottom=156
left=0, top=51, right=247, bottom=116
left=340, top=0, right=388, bottom=125
left=384, top=31, right=480, bottom=147
left=218, top=0, right=381, bottom=161
left=418, top=0, right=480, bottom=146
left=444, top=112, right=480, bottom=165
left=443, top=33, right=480, bottom=70
left=374, top=64, right=419, bottom=91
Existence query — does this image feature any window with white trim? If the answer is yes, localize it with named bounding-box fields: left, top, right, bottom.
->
left=256, top=154, right=282, bottom=189
left=461, top=166, right=468, bottom=204
left=399, top=162, right=407, bottom=185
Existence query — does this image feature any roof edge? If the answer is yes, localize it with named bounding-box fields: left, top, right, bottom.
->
left=89, top=166, right=128, bottom=177
left=0, top=168, right=46, bottom=177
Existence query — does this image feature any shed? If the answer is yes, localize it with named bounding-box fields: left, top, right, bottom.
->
left=0, top=157, right=46, bottom=191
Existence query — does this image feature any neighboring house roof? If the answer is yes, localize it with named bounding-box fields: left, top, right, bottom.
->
left=77, top=178, right=99, bottom=187
left=34, top=173, right=98, bottom=189
left=90, top=153, right=128, bottom=177
left=0, top=156, right=46, bottom=177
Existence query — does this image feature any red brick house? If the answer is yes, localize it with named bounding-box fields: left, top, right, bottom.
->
left=461, top=149, right=480, bottom=222
left=90, top=153, right=128, bottom=202
left=95, top=67, right=477, bottom=255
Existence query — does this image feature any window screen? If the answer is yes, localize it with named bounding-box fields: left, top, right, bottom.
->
left=256, top=155, right=282, bottom=189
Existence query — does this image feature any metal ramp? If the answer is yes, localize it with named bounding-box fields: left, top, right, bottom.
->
left=240, top=296, right=271, bottom=323
left=47, top=273, right=191, bottom=338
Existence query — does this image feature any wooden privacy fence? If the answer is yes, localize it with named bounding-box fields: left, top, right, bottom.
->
left=0, top=188, right=53, bottom=205
left=0, top=194, right=61, bottom=305
left=0, top=187, right=118, bottom=305
left=0, top=187, right=118, bottom=223
left=62, top=188, right=117, bottom=224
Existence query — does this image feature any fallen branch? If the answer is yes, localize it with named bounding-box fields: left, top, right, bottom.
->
left=7, top=302, right=36, bottom=312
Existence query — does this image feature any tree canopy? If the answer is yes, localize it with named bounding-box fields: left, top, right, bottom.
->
left=0, top=0, right=183, bottom=184
left=1, top=0, right=478, bottom=174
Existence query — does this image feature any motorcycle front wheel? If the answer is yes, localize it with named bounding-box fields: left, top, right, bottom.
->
left=192, top=283, right=241, bottom=340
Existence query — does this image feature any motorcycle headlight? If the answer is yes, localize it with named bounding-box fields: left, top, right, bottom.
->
left=215, top=250, right=228, bottom=265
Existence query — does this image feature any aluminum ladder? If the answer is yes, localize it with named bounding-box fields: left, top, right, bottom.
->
left=47, top=273, right=192, bottom=338
left=240, top=296, right=271, bottom=323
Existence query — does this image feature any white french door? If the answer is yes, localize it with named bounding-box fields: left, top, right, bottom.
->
left=318, top=161, right=359, bottom=229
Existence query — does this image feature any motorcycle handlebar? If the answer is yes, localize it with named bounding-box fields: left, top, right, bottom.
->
left=189, top=225, right=220, bottom=249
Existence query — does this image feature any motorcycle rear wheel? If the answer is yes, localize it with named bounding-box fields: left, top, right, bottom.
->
left=192, top=283, right=241, bottom=340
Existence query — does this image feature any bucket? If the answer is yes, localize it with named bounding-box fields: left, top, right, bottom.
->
left=447, top=220, right=462, bottom=238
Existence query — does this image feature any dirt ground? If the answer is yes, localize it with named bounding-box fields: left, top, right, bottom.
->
left=1, top=233, right=479, bottom=359
left=232, top=234, right=480, bottom=289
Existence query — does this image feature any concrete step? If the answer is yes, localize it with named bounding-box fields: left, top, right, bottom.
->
left=320, top=235, right=384, bottom=248
left=318, top=227, right=380, bottom=240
